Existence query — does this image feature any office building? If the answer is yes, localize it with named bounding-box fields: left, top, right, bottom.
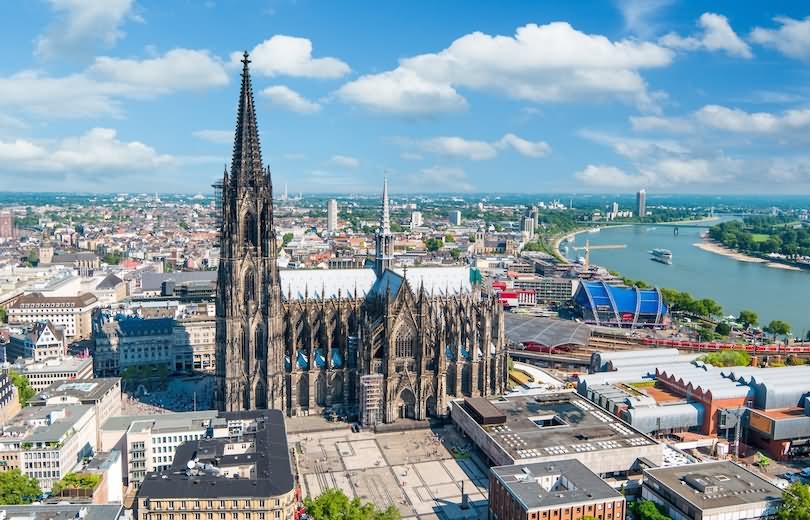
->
left=521, top=216, right=535, bottom=238
left=0, top=505, right=123, bottom=520
left=636, top=189, right=647, bottom=218
left=9, top=292, right=99, bottom=340
left=490, top=459, right=625, bottom=520
left=45, top=450, right=123, bottom=505
left=14, top=404, right=97, bottom=491
left=450, top=392, right=663, bottom=476
left=14, top=356, right=94, bottom=392
left=410, top=210, right=423, bottom=229
left=31, top=379, right=122, bottom=447
left=642, top=461, right=782, bottom=520
left=448, top=210, right=462, bottom=226
left=100, top=410, right=220, bottom=485
left=327, top=198, right=338, bottom=233
left=134, top=410, right=295, bottom=520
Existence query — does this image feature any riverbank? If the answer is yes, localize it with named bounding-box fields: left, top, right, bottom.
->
left=694, top=237, right=807, bottom=272
left=693, top=239, right=766, bottom=264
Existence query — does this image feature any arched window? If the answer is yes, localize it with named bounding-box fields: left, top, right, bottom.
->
left=255, top=327, right=265, bottom=360
left=242, top=328, right=250, bottom=362
left=395, top=329, right=415, bottom=358
left=243, top=270, right=255, bottom=309
left=243, top=212, right=258, bottom=248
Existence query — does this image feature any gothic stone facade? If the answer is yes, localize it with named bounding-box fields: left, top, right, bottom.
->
left=216, top=53, right=507, bottom=422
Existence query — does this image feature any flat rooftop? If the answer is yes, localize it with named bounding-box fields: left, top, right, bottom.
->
left=493, top=459, right=622, bottom=511
left=0, top=505, right=122, bottom=520
left=479, top=392, right=656, bottom=460
left=32, top=378, right=120, bottom=403
left=645, top=461, right=782, bottom=511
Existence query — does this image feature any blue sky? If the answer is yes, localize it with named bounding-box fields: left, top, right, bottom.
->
left=3, top=1, right=810, bottom=194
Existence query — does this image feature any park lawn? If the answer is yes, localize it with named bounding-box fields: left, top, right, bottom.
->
left=751, top=233, right=770, bottom=243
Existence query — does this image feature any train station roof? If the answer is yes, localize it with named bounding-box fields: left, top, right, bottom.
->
left=503, top=314, right=591, bottom=348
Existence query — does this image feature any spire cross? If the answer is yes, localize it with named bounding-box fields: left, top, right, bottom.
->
left=241, top=51, right=251, bottom=67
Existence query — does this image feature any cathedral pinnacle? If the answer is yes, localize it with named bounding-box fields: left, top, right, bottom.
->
left=230, top=51, right=264, bottom=187
left=379, top=176, right=391, bottom=236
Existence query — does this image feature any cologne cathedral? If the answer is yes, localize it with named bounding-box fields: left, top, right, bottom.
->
left=215, top=53, right=508, bottom=424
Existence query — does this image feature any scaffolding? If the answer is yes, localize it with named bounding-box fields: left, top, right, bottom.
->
left=360, top=374, right=383, bottom=428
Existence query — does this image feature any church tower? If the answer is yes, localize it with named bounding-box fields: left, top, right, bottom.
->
left=373, top=178, right=394, bottom=278
left=216, top=52, right=285, bottom=412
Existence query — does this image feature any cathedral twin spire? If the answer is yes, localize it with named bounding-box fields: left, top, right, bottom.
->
left=230, top=52, right=266, bottom=188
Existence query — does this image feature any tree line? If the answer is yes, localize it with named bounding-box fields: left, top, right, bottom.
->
left=709, top=217, right=810, bottom=257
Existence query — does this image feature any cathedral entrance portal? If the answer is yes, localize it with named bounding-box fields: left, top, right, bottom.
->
left=398, top=388, right=416, bottom=419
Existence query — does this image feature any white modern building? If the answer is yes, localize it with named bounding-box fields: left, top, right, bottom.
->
left=327, top=198, right=338, bottom=233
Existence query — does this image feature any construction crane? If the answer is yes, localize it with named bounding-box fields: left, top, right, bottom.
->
left=570, top=239, right=626, bottom=268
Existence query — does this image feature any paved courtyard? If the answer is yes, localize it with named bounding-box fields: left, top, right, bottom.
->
left=290, top=425, right=490, bottom=519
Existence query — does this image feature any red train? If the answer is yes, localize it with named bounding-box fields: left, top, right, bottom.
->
left=522, top=341, right=574, bottom=354
left=639, top=337, right=810, bottom=354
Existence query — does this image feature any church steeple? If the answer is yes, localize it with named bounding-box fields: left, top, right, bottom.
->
left=379, top=176, right=390, bottom=236
left=374, top=177, right=394, bottom=278
left=230, top=51, right=264, bottom=187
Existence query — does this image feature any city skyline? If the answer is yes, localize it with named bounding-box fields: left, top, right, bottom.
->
left=2, top=1, right=810, bottom=194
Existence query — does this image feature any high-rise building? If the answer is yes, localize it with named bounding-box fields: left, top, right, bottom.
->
left=449, top=210, right=462, bottom=226
left=327, top=198, right=338, bottom=233
left=636, top=189, right=647, bottom=218
left=0, top=211, right=12, bottom=239
left=521, top=216, right=535, bottom=238
left=410, top=210, right=423, bottom=229
left=215, top=53, right=507, bottom=421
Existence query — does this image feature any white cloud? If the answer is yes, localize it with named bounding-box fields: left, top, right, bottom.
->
left=89, top=49, right=228, bottom=91
left=337, top=67, right=467, bottom=115
left=0, top=113, right=28, bottom=131
left=660, top=13, right=752, bottom=58
left=750, top=16, right=810, bottom=62
left=0, top=128, right=180, bottom=172
left=261, top=85, right=321, bottom=113
left=696, top=104, right=810, bottom=133
left=629, top=115, right=693, bottom=133
left=235, top=36, right=350, bottom=78
left=192, top=129, right=232, bottom=144
left=36, top=0, right=140, bottom=59
left=581, top=130, right=688, bottom=161
left=400, top=152, right=423, bottom=161
left=404, top=133, right=550, bottom=161
left=330, top=155, right=359, bottom=168
left=337, top=22, right=672, bottom=114
left=575, top=164, right=649, bottom=188
left=411, top=166, right=473, bottom=191
left=0, top=48, right=229, bottom=119
left=615, top=0, right=675, bottom=37
left=496, top=133, right=551, bottom=158
left=423, top=137, right=497, bottom=161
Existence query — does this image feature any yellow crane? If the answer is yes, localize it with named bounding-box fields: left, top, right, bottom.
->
left=570, top=239, right=626, bottom=268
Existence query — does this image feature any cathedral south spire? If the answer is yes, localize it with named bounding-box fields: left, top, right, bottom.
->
left=374, top=177, right=394, bottom=278
left=216, top=52, right=285, bottom=413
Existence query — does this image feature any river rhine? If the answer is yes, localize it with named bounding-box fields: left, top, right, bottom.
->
left=561, top=224, right=810, bottom=337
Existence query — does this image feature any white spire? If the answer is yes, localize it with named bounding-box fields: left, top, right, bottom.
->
left=379, top=176, right=391, bottom=235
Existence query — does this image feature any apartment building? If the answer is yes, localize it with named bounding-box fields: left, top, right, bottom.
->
left=6, top=321, right=66, bottom=362
left=9, top=292, right=98, bottom=340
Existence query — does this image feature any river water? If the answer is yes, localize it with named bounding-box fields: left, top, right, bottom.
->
left=561, top=224, right=810, bottom=337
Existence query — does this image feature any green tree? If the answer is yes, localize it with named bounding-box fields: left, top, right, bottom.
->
left=282, top=232, right=294, bottom=247
left=303, top=488, right=400, bottom=520
left=715, top=322, right=731, bottom=336
left=8, top=370, right=35, bottom=406
left=444, top=234, right=455, bottom=243
left=764, top=320, right=791, bottom=340
left=0, top=469, right=42, bottom=504
left=0, top=305, right=6, bottom=324
left=779, top=482, right=810, bottom=520
left=700, top=350, right=751, bottom=367
left=738, top=309, right=758, bottom=329
left=450, top=248, right=460, bottom=260
left=425, top=238, right=443, bottom=252
left=26, top=249, right=39, bottom=267
left=635, top=499, right=672, bottom=520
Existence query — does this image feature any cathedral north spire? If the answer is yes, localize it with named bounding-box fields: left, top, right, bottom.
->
left=230, top=51, right=264, bottom=187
